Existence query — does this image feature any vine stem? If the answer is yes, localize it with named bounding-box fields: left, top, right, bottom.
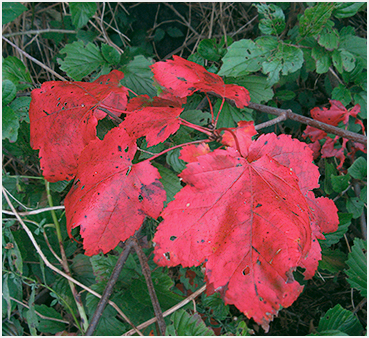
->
left=248, top=102, right=367, bottom=145
left=132, top=239, right=166, bottom=335
left=45, top=181, right=89, bottom=333
left=179, top=118, right=213, bottom=135
left=85, top=239, right=136, bottom=336
left=214, top=97, right=225, bottom=127
left=146, top=139, right=211, bottom=162
left=2, top=187, right=142, bottom=336
left=217, top=128, right=241, bottom=154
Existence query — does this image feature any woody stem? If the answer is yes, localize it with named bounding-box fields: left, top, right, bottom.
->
left=179, top=118, right=213, bottom=135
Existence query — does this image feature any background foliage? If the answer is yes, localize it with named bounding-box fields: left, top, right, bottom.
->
left=2, top=2, right=367, bottom=336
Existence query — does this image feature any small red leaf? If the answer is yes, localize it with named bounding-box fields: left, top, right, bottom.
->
left=180, top=143, right=211, bottom=163
left=29, top=70, right=129, bottom=182
left=151, top=56, right=250, bottom=108
left=122, top=95, right=183, bottom=146
left=64, top=126, right=166, bottom=256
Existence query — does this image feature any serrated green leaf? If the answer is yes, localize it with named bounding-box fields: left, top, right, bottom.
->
left=166, top=148, right=186, bottom=173
left=2, top=80, right=17, bottom=105
left=69, top=2, right=97, bottom=29
left=311, top=47, right=331, bottom=74
left=154, top=163, right=182, bottom=206
left=166, top=310, right=214, bottom=336
left=2, top=56, right=32, bottom=91
left=218, top=39, right=267, bottom=77
left=339, top=35, right=367, bottom=64
left=26, top=287, right=38, bottom=335
left=34, top=304, right=66, bottom=334
left=101, top=44, right=121, bottom=64
left=2, top=2, right=27, bottom=25
left=120, top=55, right=156, bottom=97
left=318, top=27, right=339, bottom=51
left=58, top=41, right=107, bottom=80
left=94, top=316, right=127, bottom=336
left=348, top=157, right=366, bottom=180
left=49, top=180, right=70, bottom=193
left=198, top=38, right=225, bottom=62
left=320, top=213, right=352, bottom=248
left=202, top=292, right=230, bottom=320
left=318, top=304, right=363, bottom=335
left=346, top=197, right=364, bottom=219
left=345, top=238, right=367, bottom=297
left=226, top=76, right=274, bottom=104
left=70, top=254, right=95, bottom=286
left=299, top=3, right=334, bottom=38
left=256, top=3, right=285, bottom=36
left=360, top=185, right=366, bottom=203
left=154, top=28, right=165, bottom=42
left=215, top=100, right=250, bottom=128
left=324, top=161, right=336, bottom=194
left=274, top=90, right=296, bottom=101
left=330, top=174, right=350, bottom=193
left=319, top=249, right=347, bottom=273
left=353, top=92, right=366, bottom=119
left=331, top=84, right=352, bottom=107
left=2, top=106, right=20, bottom=142
left=9, top=96, right=31, bottom=123
left=308, top=329, right=349, bottom=336
left=333, top=2, right=365, bottom=19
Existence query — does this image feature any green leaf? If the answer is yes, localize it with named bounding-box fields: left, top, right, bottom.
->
left=70, top=254, right=95, bottom=286
left=348, top=157, right=367, bottom=180
left=215, top=100, right=251, bottom=128
left=26, top=287, right=39, bottom=335
left=120, top=55, right=156, bottom=97
left=2, top=79, right=17, bottom=105
left=9, top=96, right=31, bottom=123
left=166, top=148, right=186, bottom=173
left=49, top=180, right=70, bottom=193
left=58, top=41, right=107, bottom=80
left=69, top=2, right=97, bottom=29
left=256, top=3, right=285, bottom=36
left=339, top=35, right=367, bottom=64
left=308, top=329, right=348, bottom=336
left=345, top=238, right=367, bottom=297
left=360, top=185, right=366, bottom=204
left=34, top=305, right=66, bottom=334
left=299, top=3, right=335, bottom=38
left=218, top=39, right=267, bottom=77
left=274, top=90, right=296, bottom=101
left=181, top=109, right=211, bottom=126
left=94, top=316, right=127, bottom=336
left=226, top=76, right=274, bottom=104
left=2, top=106, right=20, bottom=142
left=166, top=310, right=214, bottom=336
left=101, top=44, right=121, bottom=64
left=318, top=304, right=363, bottom=335
left=330, top=174, right=350, bottom=193
left=320, top=213, right=352, bottom=248
left=353, top=91, right=366, bottom=119
left=154, top=28, right=165, bottom=42
left=319, top=248, right=347, bottom=273
left=346, top=197, right=364, bottom=219
left=324, top=161, right=336, bottom=194
left=201, top=292, right=230, bottom=321
left=2, top=2, right=27, bottom=25
left=3, top=56, right=32, bottom=91
left=331, top=84, right=352, bottom=107
left=333, top=2, right=365, bottom=19
left=154, top=163, right=182, bottom=207
left=318, top=26, right=339, bottom=51
left=167, top=26, right=184, bottom=38
left=198, top=38, right=225, bottom=62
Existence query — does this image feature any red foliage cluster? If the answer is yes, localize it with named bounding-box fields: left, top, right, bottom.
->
left=303, top=100, right=366, bottom=169
left=29, top=56, right=339, bottom=331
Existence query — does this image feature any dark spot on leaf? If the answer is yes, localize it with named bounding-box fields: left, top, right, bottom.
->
left=157, top=125, right=167, bottom=137
left=170, top=236, right=177, bottom=241
left=43, top=110, right=49, bottom=115
left=81, top=185, right=85, bottom=190
left=118, top=146, right=122, bottom=152
left=84, top=215, right=87, bottom=218
left=201, top=239, right=205, bottom=243
left=252, top=246, right=261, bottom=254
left=264, top=141, right=268, bottom=145
left=255, top=203, right=262, bottom=208
left=138, top=194, right=143, bottom=202
left=164, top=252, right=170, bottom=260
left=177, top=76, right=186, bottom=81
left=236, top=163, right=242, bottom=167
left=242, top=266, right=250, bottom=276
left=125, top=147, right=129, bottom=153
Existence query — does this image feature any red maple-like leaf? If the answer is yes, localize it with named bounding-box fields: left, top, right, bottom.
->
left=151, top=56, right=250, bottom=108
left=179, top=143, right=211, bottom=163
left=121, top=95, right=184, bottom=146
left=29, top=70, right=129, bottom=182
left=64, top=126, right=166, bottom=256
left=153, top=122, right=338, bottom=331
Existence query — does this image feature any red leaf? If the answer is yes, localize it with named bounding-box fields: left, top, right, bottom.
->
left=179, top=143, right=211, bottom=163
left=153, top=124, right=337, bottom=330
left=151, top=56, right=250, bottom=108
left=29, top=70, right=129, bottom=182
left=122, top=95, right=183, bottom=146
left=64, top=126, right=166, bottom=256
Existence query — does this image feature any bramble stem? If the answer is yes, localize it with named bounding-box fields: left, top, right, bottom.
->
left=217, top=128, right=241, bottom=154
left=45, top=182, right=89, bottom=333
left=179, top=118, right=213, bottom=135
left=214, top=97, right=225, bottom=127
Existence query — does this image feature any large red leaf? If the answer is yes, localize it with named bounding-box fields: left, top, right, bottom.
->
left=29, top=70, right=129, bottom=182
left=151, top=56, right=250, bottom=108
left=64, top=126, right=166, bottom=256
left=121, top=95, right=183, bottom=146
left=153, top=123, right=338, bottom=331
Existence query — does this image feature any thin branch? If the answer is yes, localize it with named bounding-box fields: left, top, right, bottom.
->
left=2, top=36, right=67, bottom=81
left=248, top=103, right=367, bottom=145
left=2, top=187, right=143, bottom=336
left=123, top=284, right=207, bottom=336
left=3, top=29, right=76, bottom=38
left=86, top=239, right=136, bottom=336
left=255, top=113, right=287, bottom=130
left=2, top=206, right=65, bottom=216
left=8, top=296, right=70, bottom=324
left=133, top=240, right=166, bottom=335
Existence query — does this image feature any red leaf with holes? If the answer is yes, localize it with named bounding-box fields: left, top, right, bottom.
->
left=29, top=70, right=129, bottom=182
left=153, top=123, right=338, bottom=331
left=64, top=126, right=166, bottom=256
left=151, top=55, right=250, bottom=108
left=121, top=95, right=183, bottom=146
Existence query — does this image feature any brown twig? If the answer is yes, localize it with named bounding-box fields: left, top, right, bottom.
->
left=85, top=239, right=135, bottom=336
left=132, top=239, right=166, bottom=335
left=248, top=102, right=367, bottom=145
